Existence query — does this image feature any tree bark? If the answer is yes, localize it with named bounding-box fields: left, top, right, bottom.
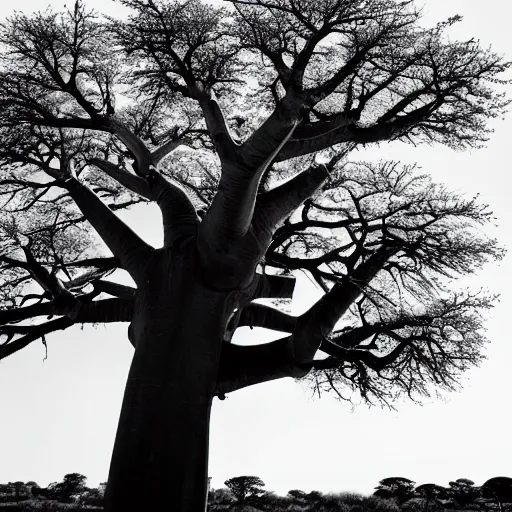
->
left=104, top=240, right=234, bottom=512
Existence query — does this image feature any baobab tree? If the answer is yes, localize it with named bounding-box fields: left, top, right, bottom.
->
left=0, top=0, right=508, bottom=510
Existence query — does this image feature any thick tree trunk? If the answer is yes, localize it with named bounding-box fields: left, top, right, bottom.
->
left=104, top=241, right=233, bottom=512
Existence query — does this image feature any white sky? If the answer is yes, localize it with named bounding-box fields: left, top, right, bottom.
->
left=0, top=0, right=511, bottom=498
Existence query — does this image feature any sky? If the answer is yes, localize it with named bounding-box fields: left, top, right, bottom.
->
left=0, top=0, right=511, bottom=498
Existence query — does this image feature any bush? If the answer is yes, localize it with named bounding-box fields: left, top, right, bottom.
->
left=360, top=496, right=400, bottom=512
left=327, top=493, right=366, bottom=507
left=19, top=502, right=69, bottom=512
left=0, top=505, right=23, bottom=512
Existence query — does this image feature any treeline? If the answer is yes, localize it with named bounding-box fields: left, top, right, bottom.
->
left=0, top=474, right=104, bottom=511
left=209, top=476, right=512, bottom=512
left=1, top=474, right=511, bottom=511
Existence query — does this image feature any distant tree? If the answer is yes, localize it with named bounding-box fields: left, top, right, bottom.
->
left=361, top=495, right=400, bottom=512
left=31, top=482, right=60, bottom=501
left=224, top=476, right=265, bottom=509
left=8, top=481, right=29, bottom=502
left=208, top=487, right=234, bottom=509
left=25, top=482, right=39, bottom=497
left=414, top=484, right=447, bottom=511
left=306, top=490, right=325, bottom=503
left=80, top=486, right=105, bottom=507
left=255, top=491, right=290, bottom=511
left=287, top=489, right=307, bottom=500
left=52, top=473, right=87, bottom=503
left=482, top=477, right=512, bottom=512
left=447, top=479, right=480, bottom=509
left=374, top=478, right=415, bottom=504
left=0, top=0, right=508, bottom=510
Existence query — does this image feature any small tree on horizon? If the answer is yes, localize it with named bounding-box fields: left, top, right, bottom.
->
left=447, top=478, right=480, bottom=509
left=415, top=483, right=447, bottom=511
left=375, top=477, right=415, bottom=504
left=0, top=0, right=509, bottom=510
left=51, top=473, right=87, bottom=503
left=224, top=476, right=266, bottom=509
left=482, top=477, right=512, bottom=512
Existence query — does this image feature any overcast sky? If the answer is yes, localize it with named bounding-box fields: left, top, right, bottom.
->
left=0, top=0, right=511, bottom=498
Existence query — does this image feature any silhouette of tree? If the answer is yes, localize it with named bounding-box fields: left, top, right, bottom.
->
left=224, top=476, right=265, bottom=509
left=0, top=0, right=508, bottom=510
left=288, top=489, right=307, bottom=500
left=374, top=477, right=415, bottom=504
left=482, top=477, right=512, bottom=512
left=362, top=495, right=401, bottom=512
left=414, top=483, right=447, bottom=511
left=7, top=481, right=29, bottom=502
left=50, top=473, right=87, bottom=503
left=80, top=486, right=105, bottom=507
left=208, top=487, right=235, bottom=510
left=446, top=479, right=480, bottom=509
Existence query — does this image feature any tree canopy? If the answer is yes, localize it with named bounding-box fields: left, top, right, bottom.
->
left=224, top=476, right=266, bottom=507
left=0, top=0, right=507, bottom=411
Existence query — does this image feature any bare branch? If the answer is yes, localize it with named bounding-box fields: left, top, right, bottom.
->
left=150, top=138, right=184, bottom=165
left=319, top=337, right=409, bottom=372
left=146, top=167, right=199, bottom=247
left=64, top=177, right=154, bottom=285
left=89, top=158, right=152, bottom=199
left=0, top=302, right=52, bottom=325
left=91, top=280, right=137, bottom=299
left=109, top=119, right=153, bottom=175
left=0, top=317, right=72, bottom=361
left=201, top=118, right=299, bottom=241
left=0, top=297, right=135, bottom=361
left=253, top=164, right=329, bottom=236
left=291, top=248, right=394, bottom=365
left=234, top=303, right=297, bottom=332
left=252, top=272, right=296, bottom=300
left=73, top=297, right=134, bottom=324
left=215, top=335, right=309, bottom=395
left=193, top=90, right=237, bottom=157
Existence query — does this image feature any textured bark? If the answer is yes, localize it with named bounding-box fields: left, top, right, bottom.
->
left=104, top=240, right=234, bottom=512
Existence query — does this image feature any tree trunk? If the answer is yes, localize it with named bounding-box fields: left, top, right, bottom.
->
left=104, top=242, right=234, bottom=512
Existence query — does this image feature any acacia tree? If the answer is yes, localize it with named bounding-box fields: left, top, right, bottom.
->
left=482, top=477, right=512, bottom=512
left=415, top=483, right=447, bottom=510
left=224, top=476, right=266, bottom=509
left=374, top=477, right=415, bottom=505
left=447, top=478, right=481, bottom=509
left=0, top=0, right=508, bottom=510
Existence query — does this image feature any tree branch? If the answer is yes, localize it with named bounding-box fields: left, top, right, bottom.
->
left=319, top=337, right=410, bottom=372
left=0, top=302, right=52, bottom=325
left=253, top=164, right=330, bottom=236
left=240, top=95, right=304, bottom=170
left=89, top=158, right=152, bottom=199
left=73, top=297, right=134, bottom=325
left=201, top=118, right=299, bottom=241
left=252, top=273, right=296, bottom=300
left=290, top=248, right=394, bottom=365
left=64, top=177, right=154, bottom=285
left=275, top=119, right=397, bottom=161
left=234, top=303, right=297, bottom=332
left=194, top=90, right=237, bottom=157
left=91, top=280, right=136, bottom=299
left=0, top=297, right=135, bottom=361
left=109, top=119, right=153, bottom=175
left=150, top=138, right=184, bottom=166
left=215, top=335, right=309, bottom=395
left=0, top=317, right=72, bottom=361
left=145, top=167, right=199, bottom=247
left=51, top=257, right=119, bottom=269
